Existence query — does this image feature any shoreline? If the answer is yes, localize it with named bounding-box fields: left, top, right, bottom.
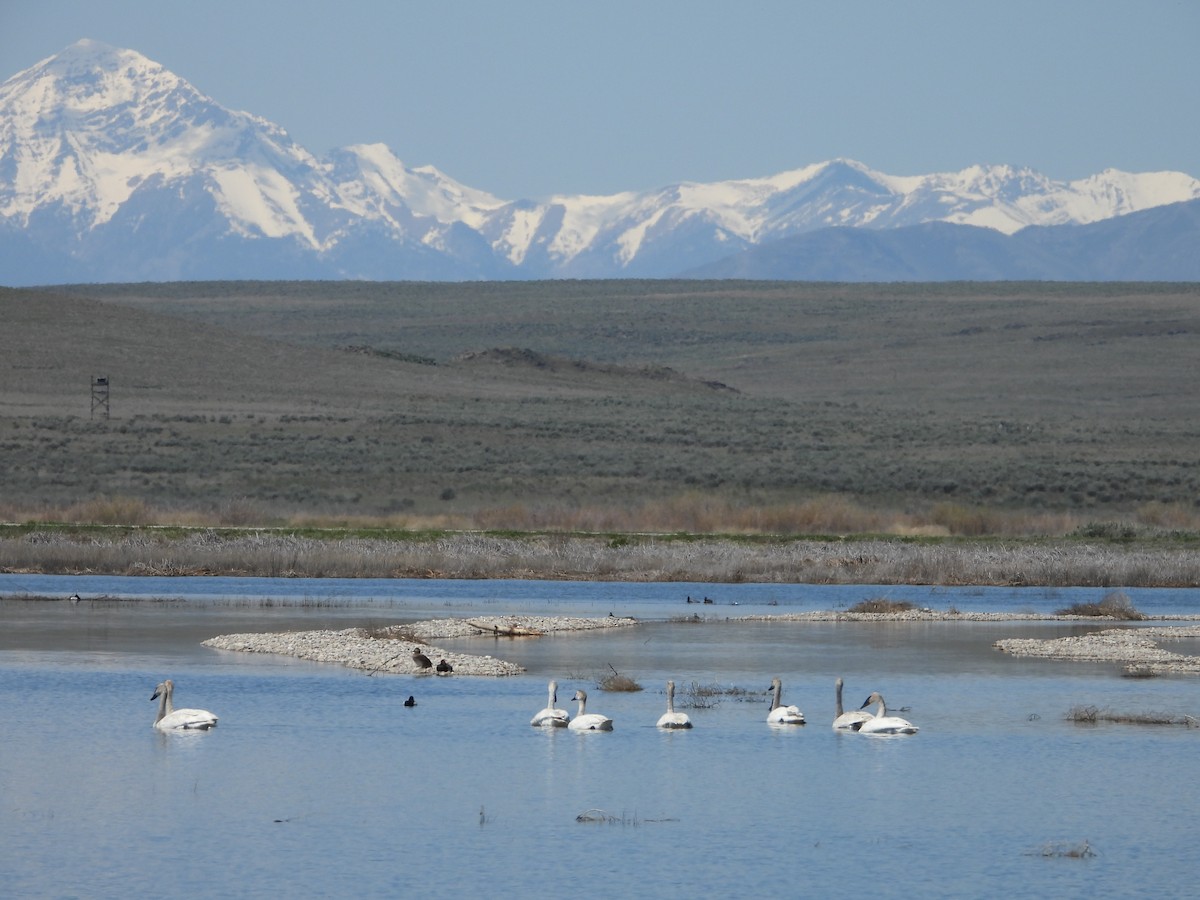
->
left=3, top=529, right=1200, bottom=587
left=202, top=614, right=638, bottom=677
left=201, top=611, right=1200, bottom=678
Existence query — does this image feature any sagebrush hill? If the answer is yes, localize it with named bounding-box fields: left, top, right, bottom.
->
left=3, top=279, right=1198, bottom=535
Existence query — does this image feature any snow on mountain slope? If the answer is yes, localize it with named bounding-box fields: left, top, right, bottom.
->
left=327, top=143, right=505, bottom=230
left=501, top=160, right=1200, bottom=274
left=0, top=39, right=329, bottom=245
left=2, top=39, right=1199, bottom=283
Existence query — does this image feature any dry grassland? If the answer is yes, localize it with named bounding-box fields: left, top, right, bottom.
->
left=2, top=281, right=1198, bottom=568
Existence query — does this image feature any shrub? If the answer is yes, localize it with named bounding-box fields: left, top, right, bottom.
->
left=848, top=597, right=916, bottom=614
left=1121, top=664, right=1158, bottom=679
left=598, top=666, right=642, bottom=692
left=680, top=681, right=753, bottom=709
left=1056, top=590, right=1145, bottom=620
left=67, top=495, right=151, bottom=525
left=1067, top=705, right=1196, bottom=726
left=1028, top=840, right=1096, bottom=859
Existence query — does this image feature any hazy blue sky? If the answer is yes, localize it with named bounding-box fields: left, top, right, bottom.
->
left=4, top=1, right=1198, bottom=199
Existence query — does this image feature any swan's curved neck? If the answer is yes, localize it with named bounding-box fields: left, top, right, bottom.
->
left=836, top=680, right=845, bottom=716
left=666, top=682, right=676, bottom=713
left=771, top=682, right=782, bottom=711
left=154, top=684, right=174, bottom=724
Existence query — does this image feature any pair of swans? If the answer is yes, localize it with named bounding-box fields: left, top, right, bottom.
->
left=832, top=679, right=919, bottom=734
left=151, top=679, right=218, bottom=731
left=528, top=681, right=612, bottom=730
left=769, top=678, right=919, bottom=734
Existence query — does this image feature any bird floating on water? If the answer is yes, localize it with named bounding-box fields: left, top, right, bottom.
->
left=403, top=695, right=417, bottom=707
left=151, top=679, right=218, bottom=731
left=436, top=659, right=453, bottom=674
left=832, top=677, right=874, bottom=731
left=531, top=680, right=570, bottom=727
left=657, top=680, right=693, bottom=729
left=766, top=677, right=805, bottom=725
left=568, top=689, right=614, bottom=731
left=858, top=691, right=919, bottom=735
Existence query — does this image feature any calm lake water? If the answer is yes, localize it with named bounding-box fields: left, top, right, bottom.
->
left=3, top=575, right=1200, bottom=898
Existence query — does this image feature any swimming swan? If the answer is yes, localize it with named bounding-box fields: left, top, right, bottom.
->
left=858, top=691, right=919, bottom=735
left=656, top=680, right=693, bottom=729
left=767, top=677, right=805, bottom=725
left=151, top=680, right=217, bottom=731
left=530, top=680, right=570, bottom=727
left=568, top=689, right=613, bottom=731
left=832, top=677, right=873, bottom=731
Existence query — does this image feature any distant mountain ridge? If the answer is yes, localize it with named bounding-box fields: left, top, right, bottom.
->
left=685, top=199, right=1200, bottom=281
left=2, top=39, right=1199, bottom=284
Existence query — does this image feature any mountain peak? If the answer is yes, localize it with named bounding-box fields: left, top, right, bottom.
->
left=2, top=40, right=1198, bottom=283
left=44, top=37, right=127, bottom=66
left=5, top=38, right=170, bottom=98
left=0, top=39, right=313, bottom=234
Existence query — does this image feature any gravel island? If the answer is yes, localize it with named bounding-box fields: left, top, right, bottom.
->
left=201, top=610, right=1200, bottom=677
left=994, top=624, right=1200, bottom=674
left=202, top=614, right=638, bottom=676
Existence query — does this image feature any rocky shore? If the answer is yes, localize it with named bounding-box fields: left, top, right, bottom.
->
left=739, top=610, right=1200, bottom=622
left=202, top=610, right=1200, bottom=677
left=994, top=625, right=1200, bottom=675
left=202, top=614, right=637, bottom=676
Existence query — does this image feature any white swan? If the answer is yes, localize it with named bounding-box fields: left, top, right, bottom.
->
left=151, top=679, right=218, bottom=731
left=858, top=691, right=919, bottom=735
left=530, top=680, right=570, bottom=727
left=766, top=677, right=805, bottom=725
left=656, top=680, right=693, bottom=729
left=832, top=677, right=873, bottom=731
left=568, top=689, right=613, bottom=731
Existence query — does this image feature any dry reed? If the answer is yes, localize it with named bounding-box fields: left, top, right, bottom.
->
left=598, top=665, right=642, bottom=693
left=1055, top=590, right=1146, bottom=620
left=1066, top=705, right=1198, bottom=727
left=847, top=598, right=917, bottom=614
left=3, top=528, right=1200, bottom=586
left=8, top=492, right=1200, bottom=538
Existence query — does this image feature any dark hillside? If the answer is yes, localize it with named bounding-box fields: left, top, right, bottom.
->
left=4, top=281, right=1199, bottom=530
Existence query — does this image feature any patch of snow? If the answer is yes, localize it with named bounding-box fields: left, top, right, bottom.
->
left=209, top=164, right=318, bottom=246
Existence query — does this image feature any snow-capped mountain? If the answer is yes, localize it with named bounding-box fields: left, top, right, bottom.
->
left=2, top=39, right=1199, bottom=285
